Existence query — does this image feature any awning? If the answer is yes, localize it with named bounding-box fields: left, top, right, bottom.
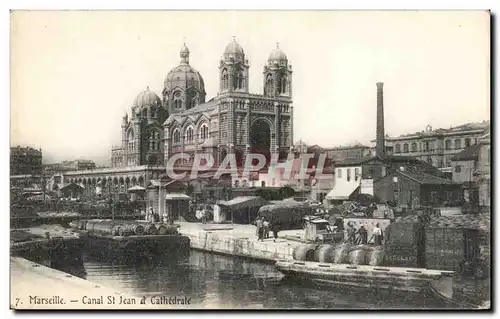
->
left=165, top=193, right=191, bottom=201
left=325, top=183, right=360, bottom=200
left=60, top=182, right=85, bottom=190
left=128, top=185, right=146, bottom=192
left=218, top=196, right=268, bottom=211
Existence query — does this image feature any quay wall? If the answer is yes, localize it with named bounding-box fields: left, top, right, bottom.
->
left=179, top=227, right=299, bottom=262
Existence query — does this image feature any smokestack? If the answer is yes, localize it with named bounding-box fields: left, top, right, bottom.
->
left=376, top=82, right=385, bottom=158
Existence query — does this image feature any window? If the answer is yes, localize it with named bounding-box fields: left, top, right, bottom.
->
left=173, top=129, right=180, bottom=144
left=445, top=140, right=451, bottom=150
left=186, top=127, right=194, bottom=144
left=347, top=169, right=351, bottom=182
left=127, top=130, right=134, bottom=152
left=337, top=169, right=342, bottom=179
left=395, top=144, right=401, bottom=153
left=234, top=70, right=244, bottom=90
left=279, top=75, right=288, bottom=94
left=265, top=74, right=273, bottom=95
left=354, top=168, right=360, bottom=181
left=454, top=139, right=461, bottom=149
left=199, top=124, right=209, bottom=140
left=455, top=165, right=462, bottom=173
left=465, top=138, right=471, bottom=147
left=411, top=142, right=417, bottom=152
left=427, top=157, right=433, bottom=165
left=403, top=143, right=409, bottom=153
left=261, top=181, right=266, bottom=187
left=221, top=69, right=229, bottom=90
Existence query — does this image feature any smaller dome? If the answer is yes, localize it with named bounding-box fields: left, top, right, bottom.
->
left=133, top=88, right=161, bottom=109
left=224, top=38, right=244, bottom=56
left=268, top=43, right=287, bottom=62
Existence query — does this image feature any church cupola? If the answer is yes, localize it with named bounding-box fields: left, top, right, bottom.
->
left=263, top=42, right=292, bottom=98
left=219, top=37, right=250, bottom=94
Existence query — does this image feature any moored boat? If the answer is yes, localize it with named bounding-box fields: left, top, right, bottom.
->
left=73, top=219, right=190, bottom=260
left=275, top=259, right=454, bottom=294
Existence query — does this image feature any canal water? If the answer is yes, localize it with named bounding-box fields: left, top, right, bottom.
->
left=60, top=250, right=451, bottom=309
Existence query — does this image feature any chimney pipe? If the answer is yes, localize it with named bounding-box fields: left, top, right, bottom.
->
left=376, top=82, right=385, bottom=158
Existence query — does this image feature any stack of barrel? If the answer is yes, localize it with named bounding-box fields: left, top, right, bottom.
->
left=383, top=215, right=425, bottom=268
left=425, top=218, right=465, bottom=271
left=292, top=243, right=385, bottom=266
left=70, top=219, right=179, bottom=237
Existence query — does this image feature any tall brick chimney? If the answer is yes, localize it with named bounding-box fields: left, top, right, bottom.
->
left=376, top=82, right=385, bottom=158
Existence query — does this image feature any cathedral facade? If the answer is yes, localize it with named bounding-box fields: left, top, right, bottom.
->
left=111, top=38, right=294, bottom=171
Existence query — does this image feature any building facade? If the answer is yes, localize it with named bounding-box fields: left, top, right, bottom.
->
left=476, top=133, right=491, bottom=211
left=111, top=39, right=293, bottom=170
left=372, top=121, right=490, bottom=169
left=10, top=146, right=42, bottom=176
left=63, top=38, right=294, bottom=197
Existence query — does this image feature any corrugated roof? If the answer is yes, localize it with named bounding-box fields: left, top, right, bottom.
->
left=396, top=170, right=456, bottom=185
left=427, top=214, right=490, bottom=232
left=334, top=156, right=376, bottom=167
left=451, top=144, right=481, bottom=161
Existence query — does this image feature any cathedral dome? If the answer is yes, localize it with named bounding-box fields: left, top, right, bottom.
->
left=224, top=38, right=244, bottom=56
left=164, top=64, right=205, bottom=93
left=268, top=45, right=287, bottom=62
left=164, top=43, right=206, bottom=95
left=133, top=88, right=161, bottom=108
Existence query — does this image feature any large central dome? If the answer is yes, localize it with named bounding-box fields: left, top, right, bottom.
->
left=164, top=43, right=206, bottom=96
left=164, top=64, right=205, bottom=93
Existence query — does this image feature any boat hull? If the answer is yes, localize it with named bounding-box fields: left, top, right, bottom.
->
left=81, top=233, right=190, bottom=260
left=275, top=260, right=454, bottom=293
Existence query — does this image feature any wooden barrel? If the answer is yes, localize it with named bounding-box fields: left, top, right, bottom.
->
left=332, top=243, right=350, bottom=264
left=293, top=244, right=317, bottom=261
left=347, top=249, right=368, bottom=265
left=157, top=225, right=178, bottom=235
left=120, top=224, right=145, bottom=236
left=315, top=244, right=337, bottom=263
left=144, top=224, right=158, bottom=235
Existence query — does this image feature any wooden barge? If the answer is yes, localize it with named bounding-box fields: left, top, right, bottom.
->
left=72, top=219, right=191, bottom=260
left=275, top=259, right=454, bottom=295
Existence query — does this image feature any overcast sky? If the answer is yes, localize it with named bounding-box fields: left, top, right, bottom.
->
left=10, top=11, right=490, bottom=165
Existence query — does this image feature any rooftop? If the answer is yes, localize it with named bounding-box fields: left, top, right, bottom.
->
left=451, top=144, right=481, bottom=161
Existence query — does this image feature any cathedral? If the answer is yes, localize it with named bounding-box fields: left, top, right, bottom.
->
left=111, top=38, right=294, bottom=171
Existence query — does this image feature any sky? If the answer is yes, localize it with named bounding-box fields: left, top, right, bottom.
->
left=10, top=11, right=490, bottom=165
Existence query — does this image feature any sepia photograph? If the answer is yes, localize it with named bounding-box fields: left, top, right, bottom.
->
left=9, top=10, right=491, bottom=310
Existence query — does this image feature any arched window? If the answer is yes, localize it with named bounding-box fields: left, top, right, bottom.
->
left=221, top=69, right=228, bottom=90
left=234, top=70, right=243, bottom=89
left=186, top=126, right=194, bottom=144
left=151, top=108, right=156, bottom=118
left=173, top=129, right=180, bottom=144
left=427, top=157, right=433, bottom=165
left=354, top=168, right=360, bottom=181
left=279, top=75, right=287, bottom=94
left=337, top=169, right=342, bottom=179
left=411, top=142, right=417, bottom=152
left=454, top=139, right=461, bottom=149
left=445, top=140, right=451, bottom=150
left=395, top=144, right=401, bottom=153
left=347, top=169, right=351, bottom=182
left=199, top=124, right=209, bottom=141
left=149, top=130, right=161, bottom=151
left=455, top=165, right=462, bottom=173
left=265, top=74, right=273, bottom=95
left=142, top=109, right=147, bottom=118
left=465, top=138, right=471, bottom=147
left=127, top=129, right=134, bottom=152
left=403, top=143, right=409, bottom=153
